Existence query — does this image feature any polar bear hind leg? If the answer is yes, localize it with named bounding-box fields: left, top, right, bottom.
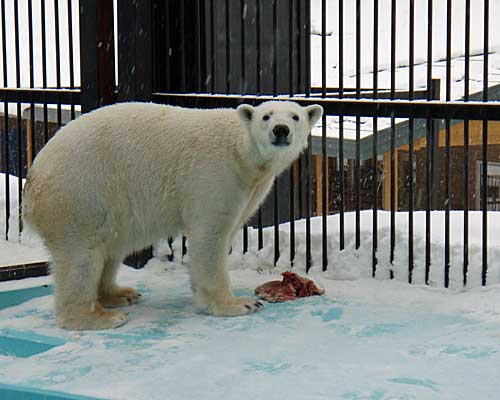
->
left=51, top=247, right=128, bottom=330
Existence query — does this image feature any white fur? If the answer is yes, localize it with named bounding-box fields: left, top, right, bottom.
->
left=22, top=101, right=323, bottom=330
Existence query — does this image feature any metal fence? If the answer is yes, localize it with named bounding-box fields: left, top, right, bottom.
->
left=2, top=0, right=500, bottom=287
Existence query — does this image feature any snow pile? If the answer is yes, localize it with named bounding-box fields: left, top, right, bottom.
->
left=152, top=210, right=500, bottom=291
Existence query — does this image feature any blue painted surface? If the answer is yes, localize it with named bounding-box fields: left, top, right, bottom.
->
left=0, top=328, right=65, bottom=358
left=1, top=273, right=500, bottom=400
left=0, top=285, right=53, bottom=310
left=0, top=383, right=102, bottom=400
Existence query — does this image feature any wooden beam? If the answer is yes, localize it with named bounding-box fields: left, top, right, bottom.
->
left=383, top=150, right=398, bottom=210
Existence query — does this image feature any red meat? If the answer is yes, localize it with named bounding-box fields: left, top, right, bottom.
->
left=281, top=272, right=325, bottom=297
left=254, top=280, right=297, bottom=303
left=255, top=272, right=324, bottom=303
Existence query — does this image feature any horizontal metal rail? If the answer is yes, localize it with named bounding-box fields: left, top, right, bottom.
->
left=153, top=92, right=500, bottom=121
left=0, top=88, right=80, bottom=105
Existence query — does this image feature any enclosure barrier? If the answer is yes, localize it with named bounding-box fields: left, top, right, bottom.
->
left=1, top=0, right=499, bottom=288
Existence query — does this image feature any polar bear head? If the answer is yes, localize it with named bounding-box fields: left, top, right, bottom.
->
left=237, top=101, right=323, bottom=163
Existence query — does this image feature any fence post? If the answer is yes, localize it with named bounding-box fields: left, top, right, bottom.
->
left=117, top=0, right=154, bottom=268
left=117, top=0, right=153, bottom=101
left=79, top=0, right=115, bottom=113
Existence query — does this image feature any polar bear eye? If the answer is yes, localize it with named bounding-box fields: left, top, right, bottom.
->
left=263, top=114, right=270, bottom=121
left=292, top=114, right=299, bottom=121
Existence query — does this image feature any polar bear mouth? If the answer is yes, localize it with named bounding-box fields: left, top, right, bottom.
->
left=272, top=138, right=290, bottom=147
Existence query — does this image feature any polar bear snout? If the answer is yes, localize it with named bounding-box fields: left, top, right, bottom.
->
left=271, top=124, right=291, bottom=147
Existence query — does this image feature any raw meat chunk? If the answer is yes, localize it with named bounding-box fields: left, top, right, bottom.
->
left=255, top=272, right=324, bottom=303
left=281, top=272, right=325, bottom=297
left=255, top=280, right=296, bottom=303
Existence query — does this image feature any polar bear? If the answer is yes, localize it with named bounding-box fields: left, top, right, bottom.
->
left=22, top=100, right=323, bottom=330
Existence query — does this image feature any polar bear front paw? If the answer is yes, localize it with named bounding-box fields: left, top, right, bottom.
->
left=57, top=303, right=128, bottom=330
left=205, top=296, right=264, bottom=317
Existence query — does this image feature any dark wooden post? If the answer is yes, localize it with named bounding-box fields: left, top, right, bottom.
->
left=117, top=0, right=154, bottom=268
left=79, top=0, right=115, bottom=113
left=118, top=0, right=153, bottom=101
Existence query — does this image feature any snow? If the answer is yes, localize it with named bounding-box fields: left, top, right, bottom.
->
left=0, top=173, right=48, bottom=266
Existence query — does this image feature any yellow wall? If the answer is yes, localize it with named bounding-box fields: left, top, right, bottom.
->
left=382, top=121, right=500, bottom=210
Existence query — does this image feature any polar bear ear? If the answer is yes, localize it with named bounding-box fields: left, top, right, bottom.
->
left=306, top=105, right=324, bottom=127
left=237, top=104, right=255, bottom=123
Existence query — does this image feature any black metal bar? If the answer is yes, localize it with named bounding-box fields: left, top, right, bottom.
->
left=241, top=0, right=248, bottom=253
left=444, top=0, right=452, bottom=288
left=41, top=0, right=48, bottom=143
left=482, top=0, right=489, bottom=286
left=338, top=0, right=345, bottom=251
left=408, top=0, right=415, bottom=283
left=296, top=0, right=301, bottom=94
left=289, top=0, right=295, bottom=266
left=272, top=0, right=277, bottom=95
left=225, top=0, right=230, bottom=93
left=182, top=235, right=187, bottom=258
left=54, top=0, right=62, bottom=127
left=258, top=208, right=263, bottom=250
left=427, top=0, right=433, bottom=101
left=153, top=93, right=500, bottom=121
left=463, top=0, right=470, bottom=286
left=272, top=0, right=279, bottom=266
left=210, top=0, right=215, bottom=93
left=389, top=0, right=397, bottom=276
left=241, top=0, right=246, bottom=93
left=289, top=164, right=295, bottom=266
left=425, top=113, right=431, bottom=286
left=321, top=0, right=327, bottom=270
left=273, top=180, right=280, bottom=266
left=256, top=0, right=261, bottom=94
left=426, top=0, right=433, bottom=285
left=14, top=0, right=22, bottom=236
left=355, top=0, right=361, bottom=251
left=305, top=134, right=312, bottom=272
left=255, top=3, right=263, bottom=250
left=28, top=1, right=34, bottom=89
left=390, top=112, right=395, bottom=271
left=391, top=0, right=396, bottom=99
left=304, top=0, right=310, bottom=97
left=372, top=0, right=379, bottom=278
left=68, top=0, right=75, bottom=119
left=196, top=0, right=203, bottom=93
left=289, top=0, right=294, bottom=97
left=1, top=0, right=9, bottom=240
left=179, top=1, right=186, bottom=92
left=28, top=0, right=35, bottom=163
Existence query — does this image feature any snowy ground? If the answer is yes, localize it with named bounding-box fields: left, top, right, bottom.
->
left=2, top=209, right=500, bottom=399
left=2, top=257, right=500, bottom=399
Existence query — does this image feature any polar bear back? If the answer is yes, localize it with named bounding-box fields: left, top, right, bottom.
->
left=23, top=103, right=246, bottom=251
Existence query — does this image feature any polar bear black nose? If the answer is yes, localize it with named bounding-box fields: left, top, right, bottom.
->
left=273, top=125, right=290, bottom=139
